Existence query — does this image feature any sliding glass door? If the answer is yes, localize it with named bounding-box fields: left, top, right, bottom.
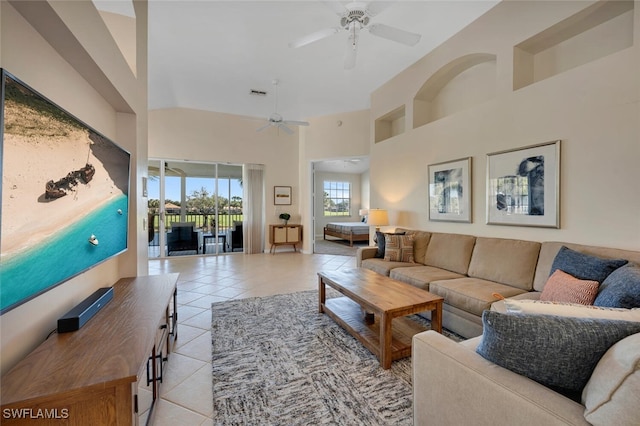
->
left=147, top=160, right=243, bottom=258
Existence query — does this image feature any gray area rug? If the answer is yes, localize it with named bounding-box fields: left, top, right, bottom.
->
left=211, top=290, right=463, bottom=425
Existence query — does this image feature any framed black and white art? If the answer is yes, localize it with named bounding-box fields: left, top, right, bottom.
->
left=486, top=140, right=560, bottom=228
left=428, top=157, right=472, bottom=223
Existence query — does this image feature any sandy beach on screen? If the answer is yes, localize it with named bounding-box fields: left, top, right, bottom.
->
left=1, top=128, right=128, bottom=256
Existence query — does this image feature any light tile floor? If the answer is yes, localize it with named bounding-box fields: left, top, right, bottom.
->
left=148, top=251, right=356, bottom=426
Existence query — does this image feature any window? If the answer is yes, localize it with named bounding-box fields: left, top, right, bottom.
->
left=323, top=181, right=351, bottom=216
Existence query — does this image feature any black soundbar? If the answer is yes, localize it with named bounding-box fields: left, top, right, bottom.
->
left=57, top=287, right=114, bottom=333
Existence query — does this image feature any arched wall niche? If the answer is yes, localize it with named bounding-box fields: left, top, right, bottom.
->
left=413, top=53, right=497, bottom=129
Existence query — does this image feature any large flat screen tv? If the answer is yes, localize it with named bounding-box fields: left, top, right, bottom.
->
left=0, top=69, right=130, bottom=314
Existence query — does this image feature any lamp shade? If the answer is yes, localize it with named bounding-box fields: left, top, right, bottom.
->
left=367, top=209, right=389, bottom=227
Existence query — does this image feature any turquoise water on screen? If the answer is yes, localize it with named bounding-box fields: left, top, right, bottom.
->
left=0, top=195, right=128, bottom=312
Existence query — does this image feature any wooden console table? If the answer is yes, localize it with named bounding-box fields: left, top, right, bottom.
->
left=269, top=224, right=302, bottom=253
left=0, top=274, right=179, bottom=425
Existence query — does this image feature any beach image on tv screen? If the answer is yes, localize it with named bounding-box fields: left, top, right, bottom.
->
left=0, top=70, right=130, bottom=313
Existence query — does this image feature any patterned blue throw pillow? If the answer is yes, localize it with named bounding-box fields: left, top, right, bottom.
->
left=476, top=311, right=640, bottom=394
left=550, top=246, right=628, bottom=283
left=594, top=265, right=640, bottom=309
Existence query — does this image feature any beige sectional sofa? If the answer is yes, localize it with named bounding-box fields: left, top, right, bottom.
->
left=357, top=229, right=640, bottom=425
left=357, top=228, right=640, bottom=338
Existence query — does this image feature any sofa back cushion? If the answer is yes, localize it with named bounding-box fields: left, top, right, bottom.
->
left=395, top=228, right=431, bottom=264
left=533, top=242, right=640, bottom=292
left=467, top=237, right=541, bottom=290
left=424, top=233, right=476, bottom=274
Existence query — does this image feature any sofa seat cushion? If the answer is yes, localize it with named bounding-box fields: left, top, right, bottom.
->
left=430, top=277, right=527, bottom=316
left=360, top=258, right=416, bottom=276
left=390, top=266, right=465, bottom=291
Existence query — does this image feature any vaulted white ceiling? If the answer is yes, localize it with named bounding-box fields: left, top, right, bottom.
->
left=96, top=0, right=498, bottom=122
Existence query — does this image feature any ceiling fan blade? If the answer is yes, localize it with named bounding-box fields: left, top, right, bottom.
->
left=365, top=1, right=396, bottom=17
left=283, top=120, right=310, bottom=127
left=278, top=124, right=294, bottom=135
left=368, top=23, right=421, bottom=46
left=321, top=0, right=348, bottom=16
left=256, top=122, right=271, bottom=132
left=289, top=27, right=340, bottom=48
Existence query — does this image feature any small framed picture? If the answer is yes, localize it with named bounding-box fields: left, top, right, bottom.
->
left=486, top=140, right=560, bottom=228
left=428, top=157, right=472, bottom=223
left=274, top=186, right=292, bottom=205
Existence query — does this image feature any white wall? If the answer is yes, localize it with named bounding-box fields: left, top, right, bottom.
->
left=0, top=0, right=147, bottom=374
left=369, top=0, right=640, bottom=250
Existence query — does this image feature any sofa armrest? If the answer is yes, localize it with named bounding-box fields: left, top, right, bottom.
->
left=356, top=246, right=378, bottom=267
left=412, top=331, right=589, bottom=426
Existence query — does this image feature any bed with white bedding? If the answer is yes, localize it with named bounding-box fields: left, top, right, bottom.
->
left=323, top=222, right=370, bottom=246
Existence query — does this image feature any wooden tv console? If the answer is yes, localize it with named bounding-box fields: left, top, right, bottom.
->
left=0, top=274, right=179, bottom=426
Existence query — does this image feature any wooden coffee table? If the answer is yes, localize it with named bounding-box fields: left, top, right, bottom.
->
left=318, top=268, right=444, bottom=369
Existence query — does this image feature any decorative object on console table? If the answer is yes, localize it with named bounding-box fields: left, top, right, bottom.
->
left=367, top=209, right=389, bottom=232
left=269, top=224, right=302, bottom=253
left=274, top=185, right=292, bottom=205
left=486, top=140, right=560, bottom=228
left=428, top=157, right=472, bottom=223
left=279, top=212, right=291, bottom=225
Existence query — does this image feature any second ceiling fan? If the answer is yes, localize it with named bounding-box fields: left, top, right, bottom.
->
left=256, top=79, right=309, bottom=135
left=289, top=1, right=422, bottom=69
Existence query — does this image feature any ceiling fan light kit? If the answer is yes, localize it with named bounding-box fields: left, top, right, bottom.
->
left=289, top=1, right=421, bottom=69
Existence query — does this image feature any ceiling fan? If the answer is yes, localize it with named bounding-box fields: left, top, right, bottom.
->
left=148, top=162, right=185, bottom=177
left=289, top=1, right=421, bottom=69
left=256, top=80, right=309, bottom=135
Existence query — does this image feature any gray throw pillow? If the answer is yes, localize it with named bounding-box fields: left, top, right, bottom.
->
left=594, top=265, right=640, bottom=309
left=550, top=246, right=627, bottom=283
left=476, top=311, right=640, bottom=394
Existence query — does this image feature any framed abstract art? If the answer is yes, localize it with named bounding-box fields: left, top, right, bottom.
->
left=486, top=140, right=560, bottom=228
left=428, top=157, right=472, bottom=223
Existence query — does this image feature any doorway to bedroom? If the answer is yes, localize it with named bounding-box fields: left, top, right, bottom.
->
left=312, top=157, right=370, bottom=256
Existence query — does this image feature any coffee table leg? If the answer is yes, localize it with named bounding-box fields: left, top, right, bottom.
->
left=380, top=312, right=392, bottom=369
left=318, top=276, right=325, bottom=313
left=431, top=302, right=443, bottom=333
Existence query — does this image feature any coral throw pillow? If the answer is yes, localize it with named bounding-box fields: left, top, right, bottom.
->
left=540, top=269, right=599, bottom=305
